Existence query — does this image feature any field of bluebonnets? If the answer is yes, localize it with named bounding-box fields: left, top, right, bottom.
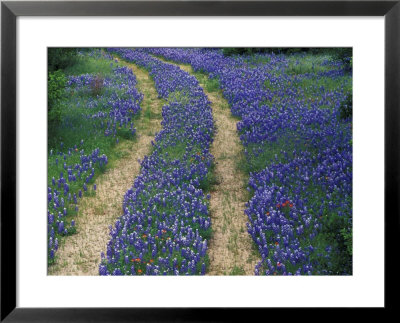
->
left=48, top=48, right=352, bottom=275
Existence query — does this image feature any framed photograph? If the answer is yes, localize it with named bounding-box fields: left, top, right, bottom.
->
left=1, top=0, right=398, bottom=321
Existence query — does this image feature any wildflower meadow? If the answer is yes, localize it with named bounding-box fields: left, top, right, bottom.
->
left=48, top=48, right=352, bottom=276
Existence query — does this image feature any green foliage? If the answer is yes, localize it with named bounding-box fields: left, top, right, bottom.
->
left=48, top=70, right=66, bottom=108
left=47, top=50, right=147, bottom=267
left=330, top=48, right=352, bottom=68
left=222, top=48, right=256, bottom=56
left=306, top=48, right=352, bottom=71
left=222, top=48, right=315, bottom=56
left=48, top=48, right=78, bottom=72
left=48, top=70, right=66, bottom=128
left=222, top=48, right=352, bottom=72
left=341, top=227, right=353, bottom=256
left=48, top=51, right=131, bottom=152
left=295, top=75, right=352, bottom=96
left=63, top=54, right=115, bottom=76
left=116, top=126, right=135, bottom=140
left=204, top=49, right=352, bottom=275
left=339, top=93, right=352, bottom=120
left=199, top=160, right=218, bottom=193
left=318, top=212, right=353, bottom=275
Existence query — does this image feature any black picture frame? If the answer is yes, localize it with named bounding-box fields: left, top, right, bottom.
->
left=1, top=0, right=399, bottom=321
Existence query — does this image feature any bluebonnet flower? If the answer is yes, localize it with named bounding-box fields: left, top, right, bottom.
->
left=99, top=264, right=108, bottom=275
left=142, top=48, right=352, bottom=275
left=201, top=263, right=206, bottom=275
left=98, top=48, right=214, bottom=275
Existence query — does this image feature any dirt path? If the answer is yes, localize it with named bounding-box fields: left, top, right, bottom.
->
left=157, top=57, right=260, bottom=275
left=48, top=62, right=163, bottom=275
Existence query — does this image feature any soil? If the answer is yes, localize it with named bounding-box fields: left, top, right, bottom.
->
left=48, top=62, right=163, bottom=275
left=158, top=58, right=260, bottom=275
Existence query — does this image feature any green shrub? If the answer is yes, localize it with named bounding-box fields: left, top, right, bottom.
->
left=221, top=48, right=352, bottom=70
left=318, top=212, right=352, bottom=275
left=48, top=70, right=66, bottom=126
left=48, top=48, right=78, bottom=72
left=339, top=93, right=352, bottom=120
left=222, top=48, right=270, bottom=56
left=222, top=48, right=308, bottom=56
left=63, top=54, right=115, bottom=76
left=222, top=48, right=251, bottom=56
left=328, top=48, right=352, bottom=72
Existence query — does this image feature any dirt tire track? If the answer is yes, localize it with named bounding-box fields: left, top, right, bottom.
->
left=48, top=62, right=163, bottom=275
left=157, top=58, right=260, bottom=275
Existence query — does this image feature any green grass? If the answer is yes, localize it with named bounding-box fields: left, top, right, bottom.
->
left=238, top=132, right=313, bottom=174
left=295, top=75, right=352, bottom=102
left=229, top=265, right=246, bottom=275
left=285, top=54, right=336, bottom=75
left=199, top=161, right=219, bottom=193
left=167, top=90, right=193, bottom=105
left=205, top=77, right=220, bottom=92
left=244, top=54, right=272, bottom=66
left=47, top=50, right=142, bottom=266
left=63, top=54, right=115, bottom=76
left=48, top=51, right=134, bottom=152
left=240, top=52, right=352, bottom=275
